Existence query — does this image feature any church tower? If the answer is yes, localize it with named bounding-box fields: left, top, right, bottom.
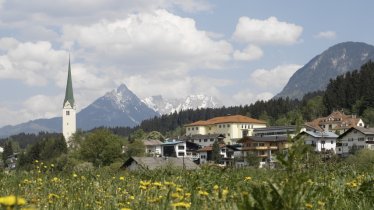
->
left=62, top=57, right=76, bottom=143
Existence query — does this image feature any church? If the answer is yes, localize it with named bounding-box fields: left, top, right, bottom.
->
left=62, top=58, right=76, bottom=143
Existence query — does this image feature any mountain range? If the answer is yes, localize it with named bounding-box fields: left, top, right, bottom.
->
left=0, top=84, right=222, bottom=137
left=1, top=41, right=374, bottom=138
left=275, top=42, right=374, bottom=99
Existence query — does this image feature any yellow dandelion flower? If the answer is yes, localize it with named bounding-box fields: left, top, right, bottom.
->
left=222, top=189, right=229, bottom=197
left=34, top=160, right=39, bottom=163
left=198, top=190, right=209, bottom=196
left=119, top=176, right=125, bottom=181
left=48, top=193, right=60, bottom=200
left=0, top=195, right=26, bottom=206
left=50, top=164, right=54, bottom=167
left=318, top=200, right=325, bottom=206
left=305, top=203, right=313, bottom=209
left=121, top=208, right=131, bottom=210
left=244, top=176, right=252, bottom=181
left=171, top=202, right=191, bottom=208
left=153, top=182, right=162, bottom=187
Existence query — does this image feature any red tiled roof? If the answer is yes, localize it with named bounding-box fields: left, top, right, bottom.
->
left=185, top=115, right=266, bottom=126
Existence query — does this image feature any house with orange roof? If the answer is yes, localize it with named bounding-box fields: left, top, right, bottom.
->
left=305, top=111, right=365, bottom=134
left=184, top=115, right=267, bottom=144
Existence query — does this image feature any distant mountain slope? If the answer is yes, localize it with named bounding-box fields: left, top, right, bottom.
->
left=275, top=42, right=374, bottom=99
left=0, top=84, right=159, bottom=138
left=77, top=84, right=159, bottom=130
left=142, top=94, right=223, bottom=115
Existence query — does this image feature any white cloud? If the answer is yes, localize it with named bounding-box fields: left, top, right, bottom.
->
left=250, top=64, right=302, bottom=92
left=0, top=39, right=67, bottom=86
left=233, top=16, right=303, bottom=45
left=315, top=30, right=336, bottom=39
left=232, top=90, right=274, bottom=105
left=62, top=10, right=232, bottom=71
left=233, top=44, right=263, bottom=61
left=23, top=94, right=62, bottom=119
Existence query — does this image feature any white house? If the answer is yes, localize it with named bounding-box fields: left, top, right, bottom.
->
left=298, top=131, right=338, bottom=153
left=143, top=139, right=163, bottom=157
left=184, top=115, right=266, bottom=144
left=197, top=144, right=233, bottom=165
left=336, top=127, right=374, bottom=156
left=160, top=140, right=199, bottom=161
left=178, top=134, right=225, bottom=147
left=305, top=111, right=364, bottom=134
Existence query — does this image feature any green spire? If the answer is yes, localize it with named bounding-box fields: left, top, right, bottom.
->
left=63, top=57, right=75, bottom=107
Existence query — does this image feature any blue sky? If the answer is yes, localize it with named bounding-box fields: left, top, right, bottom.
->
left=0, top=0, right=373, bottom=127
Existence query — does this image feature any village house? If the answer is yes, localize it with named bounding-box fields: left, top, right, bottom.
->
left=143, top=139, right=163, bottom=157
left=122, top=157, right=200, bottom=171
left=160, top=139, right=200, bottom=161
left=178, top=134, right=225, bottom=147
left=238, top=136, right=290, bottom=166
left=336, top=127, right=374, bottom=157
left=184, top=115, right=266, bottom=144
left=253, top=125, right=300, bottom=138
left=197, top=144, right=234, bottom=166
left=297, top=131, right=338, bottom=153
left=305, top=111, right=365, bottom=134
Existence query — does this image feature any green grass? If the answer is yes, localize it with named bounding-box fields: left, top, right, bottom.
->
left=0, top=160, right=373, bottom=210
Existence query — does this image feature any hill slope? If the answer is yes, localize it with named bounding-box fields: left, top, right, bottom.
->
left=275, top=42, right=374, bottom=99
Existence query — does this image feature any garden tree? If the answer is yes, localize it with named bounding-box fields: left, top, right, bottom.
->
left=345, top=149, right=374, bottom=171
left=68, top=129, right=86, bottom=150
left=131, top=129, right=146, bottom=141
left=211, top=141, right=221, bottom=164
left=245, top=152, right=261, bottom=167
left=302, top=95, right=326, bottom=121
left=362, top=108, right=374, bottom=127
left=146, top=131, right=165, bottom=141
left=2, top=141, right=13, bottom=165
left=123, top=140, right=145, bottom=159
left=39, top=136, right=68, bottom=160
left=79, top=129, right=123, bottom=167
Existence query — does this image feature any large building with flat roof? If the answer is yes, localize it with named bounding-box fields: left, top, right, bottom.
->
left=184, top=115, right=266, bottom=144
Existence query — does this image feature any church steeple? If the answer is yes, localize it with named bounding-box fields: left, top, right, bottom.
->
left=63, top=56, right=75, bottom=107
left=62, top=56, right=76, bottom=143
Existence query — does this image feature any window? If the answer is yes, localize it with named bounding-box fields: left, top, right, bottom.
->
left=227, top=133, right=230, bottom=137
left=196, top=127, right=198, bottom=130
left=66, top=111, right=70, bottom=115
left=348, top=138, right=354, bottom=142
left=219, top=125, right=221, bottom=128
left=199, top=139, right=202, bottom=142
left=210, top=139, right=214, bottom=142
left=227, top=124, right=230, bottom=127
left=358, top=137, right=365, bottom=141
left=187, top=128, right=190, bottom=131
left=191, top=127, right=194, bottom=131
left=223, top=125, right=226, bottom=128
left=178, top=152, right=185, bottom=156
left=204, top=139, right=208, bottom=142
left=331, top=141, right=334, bottom=144
left=178, top=145, right=185, bottom=150
left=201, top=155, right=206, bottom=159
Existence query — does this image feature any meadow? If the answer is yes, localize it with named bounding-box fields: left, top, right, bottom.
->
left=1, top=147, right=374, bottom=210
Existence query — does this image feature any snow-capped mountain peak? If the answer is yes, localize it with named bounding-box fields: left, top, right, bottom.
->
left=142, top=94, right=223, bottom=115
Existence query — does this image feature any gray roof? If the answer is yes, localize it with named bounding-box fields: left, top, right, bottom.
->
left=178, top=134, right=225, bottom=141
left=122, top=157, right=200, bottom=170
left=338, top=127, right=374, bottom=139
left=300, top=131, right=338, bottom=138
left=143, top=139, right=163, bottom=146
left=253, top=125, right=297, bottom=132
left=243, top=136, right=288, bottom=142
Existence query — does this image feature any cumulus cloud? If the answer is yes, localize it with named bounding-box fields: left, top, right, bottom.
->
left=249, top=64, right=301, bottom=93
left=232, top=90, right=274, bottom=105
left=0, top=39, right=67, bottom=86
left=233, top=44, right=263, bottom=61
left=315, top=30, right=336, bottom=39
left=62, top=10, right=232, bottom=71
left=233, top=16, right=303, bottom=45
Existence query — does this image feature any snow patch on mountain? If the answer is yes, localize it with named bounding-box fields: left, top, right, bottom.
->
left=142, top=94, right=223, bottom=115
